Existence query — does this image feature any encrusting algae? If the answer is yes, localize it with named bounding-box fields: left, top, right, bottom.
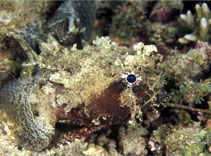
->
left=0, top=35, right=164, bottom=151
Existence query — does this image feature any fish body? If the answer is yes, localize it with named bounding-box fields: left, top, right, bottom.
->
left=0, top=36, right=163, bottom=151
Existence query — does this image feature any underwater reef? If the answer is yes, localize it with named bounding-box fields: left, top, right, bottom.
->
left=0, top=0, right=210, bottom=156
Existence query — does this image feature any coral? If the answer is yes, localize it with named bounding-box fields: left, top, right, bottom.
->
left=95, top=134, right=119, bottom=155
left=109, top=1, right=150, bottom=46
left=178, top=79, right=211, bottom=105
left=83, top=145, right=107, bottom=156
left=0, top=35, right=164, bottom=151
left=118, top=124, right=148, bottom=155
left=82, top=144, right=120, bottom=156
left=0, top=1, right=54, bottom=35
left=160, top=41, right=210, bottom=105
left=161, top=41, right=209, bottom=81
left=150, top=0, right=183, bottom=23
left=109, top=1, right=182, bottom=47
left=150, top=122, right=210, bottom=155
left=146, top=0, right=183, bottom=47
left=147, top=23, right=180, bottom=45
left=164, top=122, right=210, bottom=155
left=178, top=3, right=211, bottom=44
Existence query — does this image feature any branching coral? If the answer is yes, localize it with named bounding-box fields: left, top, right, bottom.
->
left=178, top=3, right=211, bottom=44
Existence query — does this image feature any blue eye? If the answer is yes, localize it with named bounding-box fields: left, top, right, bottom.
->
left=121, top=72, right=142, bottom=88
left=127, top=74, right=136, bottom=83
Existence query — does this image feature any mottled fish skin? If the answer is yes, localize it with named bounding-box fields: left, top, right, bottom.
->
left=0, top=36, right=163, bottom=151
left=0, top=78, right=56, bottom=151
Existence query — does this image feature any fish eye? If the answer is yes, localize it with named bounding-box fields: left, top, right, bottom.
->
left=127, top=74, right=136, bottom=83
left=121, top=71, right=142, bottom=88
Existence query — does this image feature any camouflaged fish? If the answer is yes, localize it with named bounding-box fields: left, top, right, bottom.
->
left=0, top=35, right=164, bottom=151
